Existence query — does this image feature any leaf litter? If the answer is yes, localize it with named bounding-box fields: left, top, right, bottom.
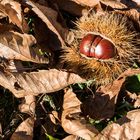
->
left=0, top=0, right=139, bottom=140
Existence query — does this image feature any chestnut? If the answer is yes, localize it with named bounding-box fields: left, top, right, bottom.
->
left=80, top=34, right=116, bottom=59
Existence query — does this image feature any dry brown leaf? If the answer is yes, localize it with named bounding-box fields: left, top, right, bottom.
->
left=5, top=60, right=26, bottom=73
left=94, top=109, right=140, bottom=140
left=0, top=0, right=29, bottom=32
left=24, top=0, right=65, bottom=50
left=82, top=78, right=124, bottom=120
left=19, top=95, right=36, bottom=116
left=55, top=0, right=85, bottom=16
left=0, top=69, right=85, bottom=98
left=63, top=135, right=77, bottom=140
left=82, top=69, right=140, bottom=120
left=118, top=69, right=140, bottom=78
left=0, top=58, right=29, bottom=73
left=119, top=0, right=140, bottom=8
left=100, top=0, right=127, bottom=9
left=70, top=0, right=100, bottom=7
left=133, top=95, right=140, bottom=108
left=132, top=0, right=140, bottom=5
left=61, top=88, right=99, bottom=140
left=127, top=91, right=140, bottom=108
left=10, top=117, right=34, bottom=140
left=116, top=8, right=140, bottom=33
left=0, top=30, right=48, bottom=63
left=99, top=0, right=140, bottom=32
left=34, top=3, right=68, bottom=40
left=49, top=111, right=59, bottom=125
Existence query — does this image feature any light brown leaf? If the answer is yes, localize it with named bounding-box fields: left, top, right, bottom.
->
left=132, top=0, right=140, bottom=5
left=49, top=111, right=59, bottom=125
left=10, top=117, right=34, bottom=140
left=63, top=135, right=77, bottom=140
left=24, top=0, right=65, bottom=50
left=127, top=91, right=140, bottom=108
left=61, top=88, right=98, bottom=140
left=94, top=109, right=140, bottom=140
left=133, top=95, right=140, bottom=108
left=0, top=0, right=29, bottom=32
left=82, top=69, right=140, bottom=120
left=70, top=0, right=100, bottom=7
left=0, top=30, right=48, bottom=63
left=100, top=0, right=127, bottom=9
left=0, top=69, right=85, bottom=98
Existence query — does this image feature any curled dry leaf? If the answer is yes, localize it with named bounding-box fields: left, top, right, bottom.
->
left=10, top=117, right=34, bottom=140
left=0, top=0, right=29, bottom=32
left=82, top=69, right=140, bottom=120
left=94, top=109, right=140, bottom=140
left=0, top=69, right=85, bottom=98
left=19, top=95, right=36, bottom=116
left=61, top=88, right=98, bottom=140
left=23, top=0, right=65, bottom=50
left=0, top=30, right=49, bottom=63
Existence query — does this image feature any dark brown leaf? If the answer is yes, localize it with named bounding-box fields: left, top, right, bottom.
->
left=82, top=69, right=140, bottom=120
left=55, top=0, right=85, bottom=16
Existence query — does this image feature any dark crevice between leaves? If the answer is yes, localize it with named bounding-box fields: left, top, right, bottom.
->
left=0, top=86, right=30, bottom=140
left=33, top=91, right=67, bottom=140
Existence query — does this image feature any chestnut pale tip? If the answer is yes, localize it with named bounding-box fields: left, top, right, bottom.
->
left=80, top=34, right=116, bottom=59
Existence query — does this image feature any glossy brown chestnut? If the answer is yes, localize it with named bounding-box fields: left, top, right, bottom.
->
left=80, top=34, right=116, bottom=59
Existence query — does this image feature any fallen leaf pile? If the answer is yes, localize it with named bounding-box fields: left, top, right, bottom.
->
left=0, top=0, right=139, bottom=140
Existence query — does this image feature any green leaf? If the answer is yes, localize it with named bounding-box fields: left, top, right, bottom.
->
left=136, top=74, right=140, bottom=82
left=45, top=133, right=59, bottom=140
